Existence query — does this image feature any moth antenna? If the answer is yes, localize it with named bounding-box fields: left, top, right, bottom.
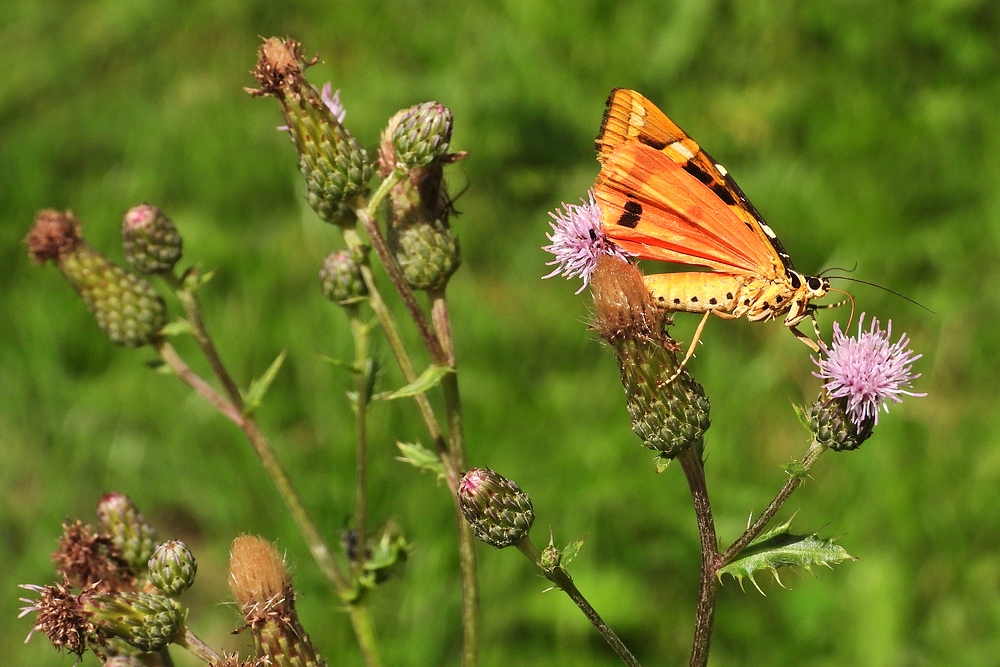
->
left=826, top=276, right=933, bottom=314
left=819, top=263, right=858, bottom=277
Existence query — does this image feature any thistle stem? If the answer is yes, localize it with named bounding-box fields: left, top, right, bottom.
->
left=678, top=446, right=718, bottom=667
left=516, top=538, right=641, bottom=667
left=347, top=305, right=370, bottom=574
left=175, top=628, right=221, bottom=663
left=718, top=441, right=826, bottom=566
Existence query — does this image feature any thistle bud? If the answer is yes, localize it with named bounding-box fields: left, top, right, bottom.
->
left=458, top=468, right=534, bottom=549
left=121, top=204, right=182, bottom=274
left=591, top=256, right=710, bottom=459
left=319, top=249, right=368, bottom=304
left=26, top=210, right=167, bottom=347
left=229, top=535, right=328, bottom=667
left=97, top=493, right=157, bottom=575
left=148, top=541, right=197, bottom=596
left=806, top=395, right=873, bottom=451
left=388, top=102, right=454, bottom=170
left=247, top=38, right=372, bottom=225
left=81, top=591, right=183, bottom=653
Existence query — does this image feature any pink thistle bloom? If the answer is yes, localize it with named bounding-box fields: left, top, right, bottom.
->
left=814, top=314, right=926, bottom=430
left=542, top=189, right=631, bottom=293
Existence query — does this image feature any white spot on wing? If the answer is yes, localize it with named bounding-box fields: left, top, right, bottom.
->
left=629, top=112, right=646, bottom=128
left=759, top=222, right=777, bottom=239
left=715, top=163, right=728, bottom=176
left=671, top=142, right=695, bottom=159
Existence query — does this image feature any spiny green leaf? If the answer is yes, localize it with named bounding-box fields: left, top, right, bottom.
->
left=180, top=266, right=215, bottom=291
left=160, top=319, right=195, bottom=338
left=395, top=441, right=446, bottom=480
left=242, top=350, right=287, bottom=415
left=791, top=401, right=811, bottom=430
left=654, top=453, right=671, bottom=473
left=718, top=519, right=856, bottom=594
left=560, top=538, right=586, bottom=567
left=375, top=364, right=452, bottom=401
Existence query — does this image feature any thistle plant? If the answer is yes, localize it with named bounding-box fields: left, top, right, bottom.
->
left=20, top=32, right=927, bottom=667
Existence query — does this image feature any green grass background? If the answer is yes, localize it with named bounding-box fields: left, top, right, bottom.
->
left=2, top=1, right=995, bottom=665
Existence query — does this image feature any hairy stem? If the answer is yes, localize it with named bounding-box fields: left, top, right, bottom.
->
left=678, top=446, right=718, bottom=667
left=176, top=628, right=220, bottom=663
left=718, top=441, right=826, bottom=566
left=516, top=538, right=641, bottom=667
left=347, top=306, right=370, bottom=574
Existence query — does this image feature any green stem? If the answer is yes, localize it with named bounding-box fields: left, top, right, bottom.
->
left=718, top=441, right=826, bottom=566
left=153, top=340, right=351, bottom=596
left=347, top=603, right=383, bottom=667
left=175, top=628, right=220, bottom=663
left=516, top=538, right=641, bottom=667
left=678, top=446, right=718, bottom=667
left=347, top=305, right=370, bottom=574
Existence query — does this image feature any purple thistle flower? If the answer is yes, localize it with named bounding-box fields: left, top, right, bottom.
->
left=542, top=189, right=631, bottom=293
left=813, top=314, right=925, bottom=430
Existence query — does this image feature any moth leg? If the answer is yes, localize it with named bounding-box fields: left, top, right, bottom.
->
left=664, top=310, right=713, bottom=385
left=790, top=324, right=821, bottom=353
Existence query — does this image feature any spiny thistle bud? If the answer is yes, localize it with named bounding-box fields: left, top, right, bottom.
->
left=807, top=395, right=873, bottom=451
left=121, top=204, right=183, bottom=275
left=97, top=493, right=157, bottom=575
left=458, top=468, right=535, bottom=549
left=81, top=591, right=184, bottom=653
left=319, top=249, right=368, bottom=304
left=229, top=535, right=328, bottom=667
left=211, top=652, right=272, bottom=667
left=26, top=210, right=167, bottom=347
left=247, top=37, right=372, bottom=226
left=387, top=102, right=454, bottom=170
left=148, top=541, right=197, bottom=596
left=590, top=256, right=710, bottom=459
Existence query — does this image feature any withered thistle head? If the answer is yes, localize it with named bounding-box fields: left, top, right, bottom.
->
left=26, top=210, right=167, bottom=347
left=18, top=580, right=103, bottom=657
left=53, top=521, right=133, bottom=593
left=591, top=256, right=710, bottom=460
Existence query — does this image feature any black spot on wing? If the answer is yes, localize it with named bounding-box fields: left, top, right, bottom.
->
left=638, top=133, right=667, bottom=150
left=682, top=161, right=714, bottom=185
left=711, top=183, right=736, bottom=205
left=617, top=200, right=642, bottom=228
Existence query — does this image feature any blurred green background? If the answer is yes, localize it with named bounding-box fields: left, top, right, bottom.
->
left=2, top=1, right=995, bottom=665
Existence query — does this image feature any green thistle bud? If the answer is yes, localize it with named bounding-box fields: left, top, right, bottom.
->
left=96, top=492, right=157, bottom=575
left=26, top=210, right=167, bottom=347
left=121, top=204, right=183, bottom=274
left=591, top=256, right=710, bottom=459
left=81, top=591, right=183, bottom=653
left=229, top=535, right=328, bottom=667
left=458, top=468, right=535, bottom=549
left=148, top=541, right=197, bottom=596
left=388, top=102, right=453, bottom=170
left=807, top=395, right=874, bottom=451
left=247, top=38, right=372, bottom=225
left=319, top=250, right=368, bottom=304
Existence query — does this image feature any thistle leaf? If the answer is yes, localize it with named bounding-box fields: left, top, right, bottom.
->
left=160, top=319, right=195, bottom=338
left=718, top=520, right=856, bottom=594
left=243, top=350, right=287, bottom=415
left=396, top=441, right=446, bottom=480
left=375, top=364, right=452, bottom=401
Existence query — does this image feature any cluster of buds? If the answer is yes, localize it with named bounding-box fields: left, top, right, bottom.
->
left=20, top=493, right=197, bottom=662
left=25, top=210, right=168, bottom=347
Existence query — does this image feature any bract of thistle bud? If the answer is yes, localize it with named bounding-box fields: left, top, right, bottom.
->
left=389, top=101, right=454, bottom=170
left=319, top=250, right=368, bottom=304
left=458, top=468, right=535, bottom=549
left=81, top=591, right=183, bottom=653
left=26, top=211, right=167, bottom=347
left=148, top=541, right=197, bottom=596
left=97, top=493, right=157, bottom=574
left=807, top=395, right=873, bottom=451
left=122, top=204, right=183, bottom=274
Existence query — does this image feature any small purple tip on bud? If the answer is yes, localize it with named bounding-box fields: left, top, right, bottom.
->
left=543, top=190, right=631, bottom=293
left=812, top=313, right=925, bottom=440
